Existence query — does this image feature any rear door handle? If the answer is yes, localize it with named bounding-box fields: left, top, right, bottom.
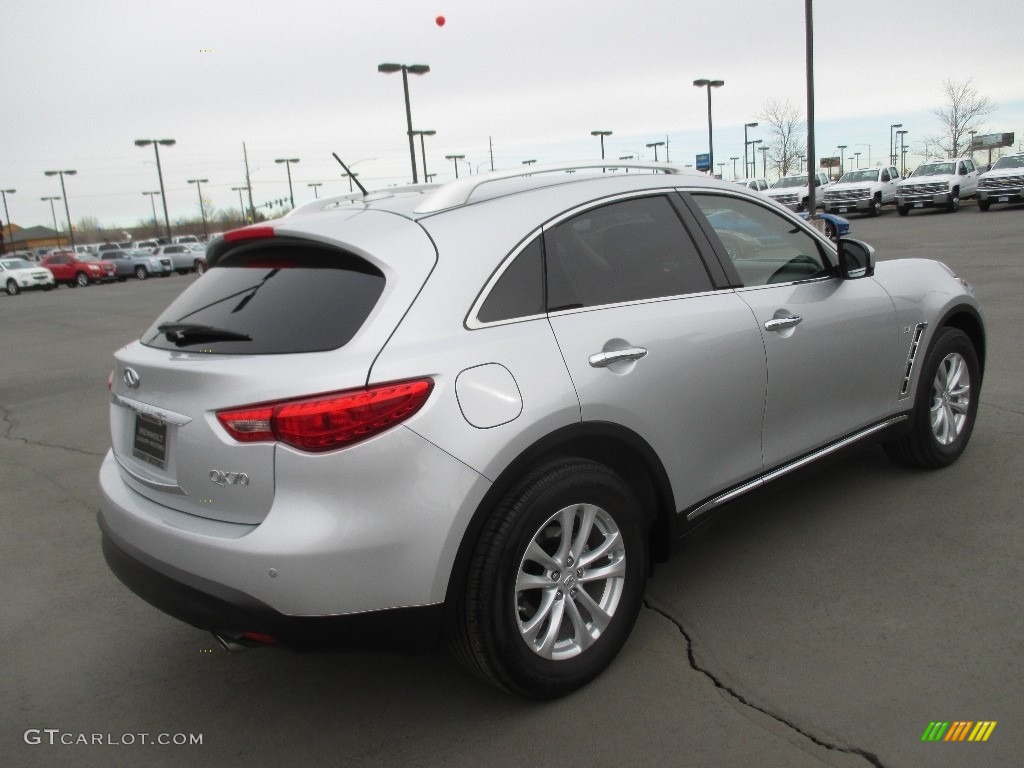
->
left=764, top=315, right=803, bottom=332
left=588, top=347, right=648, bottom=368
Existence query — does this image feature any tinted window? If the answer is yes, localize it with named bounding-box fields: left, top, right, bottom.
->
left=691, top=193, right=831, bottom=287
left=477, top=237, right=544, bottom=323
left=544, top=195, right=712, bottom=310
left=142, top=243, right=385, bottom=354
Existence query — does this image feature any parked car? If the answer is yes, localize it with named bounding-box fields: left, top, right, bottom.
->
left=764, top=171, right=831, bottom=211
left=152, top=244, right=204, bottom=274
left=99, top=161, right=985, bottom=699
left=103, top=249, right=173, bottom=281
left=895, top=158, right=978, bottom=215
left=96, top=243, right=123, bottom=253
left=131, top=240, right=160, bottom=252
left=0, top=257, right=55, bottom=294
left=797, top=211, right=850, bottom=242
left=976, top=152, right=1024, bottom=211
left=822, top=166, right=901, bottom=216
left=41, top=251, right=116, bottom=286
left=195, top=256, right=208, bottom=276
left=171, top=234, right=200, bottom=244
left=733, top=178, right=769, bottom=192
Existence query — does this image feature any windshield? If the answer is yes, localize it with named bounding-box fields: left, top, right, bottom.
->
left=78, top=254, right=104, bottom=262
left=1, top=259, right=33, bottom=269
left=838, top=169, right=879, bottom=183
left=771, top=176, right=807, bottom=189
left=912, top=162, right=955, bottom=177
left=991, top=155, right=1024, bottom=170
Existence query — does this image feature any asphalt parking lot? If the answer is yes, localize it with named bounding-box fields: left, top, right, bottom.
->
left=2, top=204, right=1022, bottom=768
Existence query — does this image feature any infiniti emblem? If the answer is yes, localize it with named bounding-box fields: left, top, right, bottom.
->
left=123, top=368, right=141, bottom=389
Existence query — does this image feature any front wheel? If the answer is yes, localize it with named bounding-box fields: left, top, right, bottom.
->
left=946, top=188, right=960, bottom=213
left=883, top=328, right=980, bottom=469
left=196, top=261, right=207, bottom=276
left=75, top=271, right=89, bottom=287
left=6, top=279, right=19, bottom=296
left=897, top=204, right=910, bottom=217
left=451, top=459, right=648, bottom=699
left=978, top=200, right=991, bottom=212
left=824, top=220, right=837, bottom=242
left=135, top=266, right=148, bottom=280
left=869, top=194, right=882, bottom=217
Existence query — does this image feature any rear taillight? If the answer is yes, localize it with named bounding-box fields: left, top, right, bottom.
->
left=216, top=379, right=433, bottom=452
left=223, top=225, right=276, bottom=243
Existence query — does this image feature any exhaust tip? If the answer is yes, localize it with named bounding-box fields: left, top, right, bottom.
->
left=212, top=632, right=246, bottom=653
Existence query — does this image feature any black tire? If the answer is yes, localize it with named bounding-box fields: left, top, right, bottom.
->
left=883, top=328, right=980, bottom=469
left=6, top=279, right=19, bottom=296
left=451, top=459, right=648, bottom=699
left=897, top=204, right=910, bottom=217
left=75, top=271, right=89, bottom=287
left=978, top=200, right=991, bottom=212
left=824, top=221, right=837, bottom=242
left=135, top=265, right=148, bottom=280
left=946, top=187, right=960, bottom=213
left=196, top=261, right=207, bottom=276
left=869, top=194, right=882, bottom=217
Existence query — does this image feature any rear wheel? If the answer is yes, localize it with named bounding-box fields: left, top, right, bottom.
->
left=451, top=459, right=647, bottom=699
left=883, top=328, right=980, bottom=468
left=6, top=279, right=19, bottom=296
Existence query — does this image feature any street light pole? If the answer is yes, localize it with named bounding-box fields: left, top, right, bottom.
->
left=411, top=130, right=436, bottom=182
left=0, top=188, right=14, bottom=255
left=44, top=169, right=77, bottom=248
left=135, top=139, right=175, bottom=241
left=445, top=154, right=465, bottom=179
left=232, top=186, right=249, bottom=224
left=274, top=158, right=300, bottom=207
left=187, top=178, right=210, bottom=239
left=142, top=191, right=161, bottom=238
left=307, top=183, right=322, bottom=199
left=837, top=144, right=847, bottom=177
left=730, top=157, right=739, bottom=179
left=646, top=141, right=665, bottom=161
left=889, top=123, right=902, bottom=166
left=744, top=122, right=759, bottom=179
left=853, top=152, right=861, bottom=170
left=896, top=130, right=909, bottom=176
left=856, top=143, right=871, bottom=168
left=378, top=63, right=430, bottom=184
left=41, top=196, right=61, bottom=246
left=693, top=78, right=724, bottom=175
left=759, top=145, right=769, bottom=179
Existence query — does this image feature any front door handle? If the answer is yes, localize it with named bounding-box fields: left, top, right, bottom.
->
left=764, top=315, right=803, bottom=332
left=588, top=347, right=648, bottom=368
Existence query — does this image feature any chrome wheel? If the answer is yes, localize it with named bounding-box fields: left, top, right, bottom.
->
left=515, top=503, right=626, bottom=661
left=930, top=352, right=971, bottom=445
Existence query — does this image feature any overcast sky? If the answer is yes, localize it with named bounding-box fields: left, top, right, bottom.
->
left=3, top=0, right=1024, bottom=232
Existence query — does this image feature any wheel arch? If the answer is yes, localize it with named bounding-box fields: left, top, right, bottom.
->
left=938, top=305, right=986, bottom=382
left=442, top=422, right=677, bottom=628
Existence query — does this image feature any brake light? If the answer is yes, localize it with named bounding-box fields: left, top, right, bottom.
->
left=217, top=379, right=433, bottom=452
left=223, top=226, right=276, bottom=243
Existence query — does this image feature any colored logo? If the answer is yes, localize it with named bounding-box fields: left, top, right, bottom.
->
left=921, top=721, right=997, bottom=742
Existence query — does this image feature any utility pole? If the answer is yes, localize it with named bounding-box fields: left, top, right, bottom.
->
left=243, top=142, right=256, bottom=223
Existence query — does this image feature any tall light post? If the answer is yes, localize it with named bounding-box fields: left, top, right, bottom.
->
left=750, top=140, right=762, bottom=178
left=307, top=182, right=322, bottom=199
left=142, top=191, right=161, bottom=238
left=274, top=158, right=300, bottom=207
left=646, top=141, right=665, bottom=161
left=232, top=186, right=249, bottom=224
left=889, top=123, right=902, bottom=166
left=837, top=144, right=848, bottom=177
left=744, top=122, right=759, bottom=179
left=730, top=157, right=739, bottom=179
left=856, top=143, right=871, bottom=168
left=411, top=130, right=436, bottom=183
left=693, top=78, right=724, bottom=175
left=41, top=196, right=61, bottom=246
left=853, top=152, right=861, bottom=170
left=716, top=162, right=725, bottom=179
left=896, top=130, right=909, bottom=176
left=378, top=63, right=430, bottom=184
left=0, top=188, right=14, bottom=255
left=445, top=154, right=465, bottom=179
left=135, top=139, right=175, bottom=241
left=591, top=130, right=613, bottom=172
left=759, top=145, right=770, bottom=179
left=186, top=178, right=209, bottom=239
left=44, top=169, right=77, bottom=248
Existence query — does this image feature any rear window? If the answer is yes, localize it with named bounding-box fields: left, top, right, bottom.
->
left=142, top=242, right=385, bottom=354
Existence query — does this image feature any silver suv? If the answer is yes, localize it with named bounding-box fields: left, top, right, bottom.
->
left=99, top=162, right=985, bottom=698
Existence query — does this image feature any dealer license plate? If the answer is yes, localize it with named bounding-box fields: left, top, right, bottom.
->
left=914, top=202, right=924, bottom=208
left=999, top=196, right=1009, bottom=202
left=133, top=415, right=167, bottom=469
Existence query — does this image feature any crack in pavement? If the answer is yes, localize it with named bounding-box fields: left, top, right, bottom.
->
left=643, top=601, right=887, bottom=768
left=0, top=405, right=106, bottom=458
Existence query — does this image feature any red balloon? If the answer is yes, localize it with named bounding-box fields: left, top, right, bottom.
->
left=435, top=15, right=446, bottom=27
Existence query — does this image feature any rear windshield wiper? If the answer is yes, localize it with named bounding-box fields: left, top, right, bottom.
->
left=157, top=323, right=252, bottom=347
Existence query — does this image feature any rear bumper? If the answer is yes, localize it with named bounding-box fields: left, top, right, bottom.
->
left=100, top=517, right=445, bottom=651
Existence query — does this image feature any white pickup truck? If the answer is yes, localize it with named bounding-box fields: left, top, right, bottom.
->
left=895, top=158, right=978, bottom=215
left=764, top=171, right=831, bottom=212
left=821, top=166, right=901, bottom=216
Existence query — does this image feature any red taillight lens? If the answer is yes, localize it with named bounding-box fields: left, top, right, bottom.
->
left=216, top=379, right=433, bottom=452
left=223, top=225, right=276, bottom=243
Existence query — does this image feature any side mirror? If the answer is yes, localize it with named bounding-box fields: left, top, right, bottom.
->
left=837, top=238, right=875, bottom=279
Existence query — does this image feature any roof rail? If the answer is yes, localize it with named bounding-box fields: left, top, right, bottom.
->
left=413, top=160, right=698, bottom=214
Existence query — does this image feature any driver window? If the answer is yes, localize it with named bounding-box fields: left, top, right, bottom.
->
left=690, top=193, right=832, bottom=288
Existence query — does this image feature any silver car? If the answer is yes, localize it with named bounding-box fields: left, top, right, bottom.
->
left=99, top=162, right=985, bottom=698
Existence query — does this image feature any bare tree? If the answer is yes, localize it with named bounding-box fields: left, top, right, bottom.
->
left=926, top=78, right=995, bottom=158
left=757, top=99, right=806, bottom=178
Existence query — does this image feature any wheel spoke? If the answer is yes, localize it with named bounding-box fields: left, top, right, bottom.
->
left=572, top=585, right=613, bottom=634
left=536, top=596, right=567, bottom=656
left=552, top=506, right=576, bottom=565
left=523, top=539, right=560, bottom=572
left=519, top=588, right=558, bottom=644
left=563, top=596, right=595, bottom=652
left=579, top=555, right=626, bottom=584
left=579, top=529, right=621, bottom=569
left=568, top=505, right=597, bottom=563
left=516, top=571, right=554, bottom=592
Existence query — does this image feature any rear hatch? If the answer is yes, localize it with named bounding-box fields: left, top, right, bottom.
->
left=108, top=210, right=437, bottom=525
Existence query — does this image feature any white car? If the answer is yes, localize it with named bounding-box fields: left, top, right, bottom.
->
left=0, top=257, right=55, bottom=295
left=976, top=152, right=1024, bottom=211
left=896, top=158, right=978, bottom=215
left=822, top=166, right=901, bottom=216
left=152, top=244, right=204, bottom=274
left=764, top=172, right=831, bottom=211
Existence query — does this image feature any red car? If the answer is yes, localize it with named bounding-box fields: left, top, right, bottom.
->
left=41, top=251, right=117, bottom=287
